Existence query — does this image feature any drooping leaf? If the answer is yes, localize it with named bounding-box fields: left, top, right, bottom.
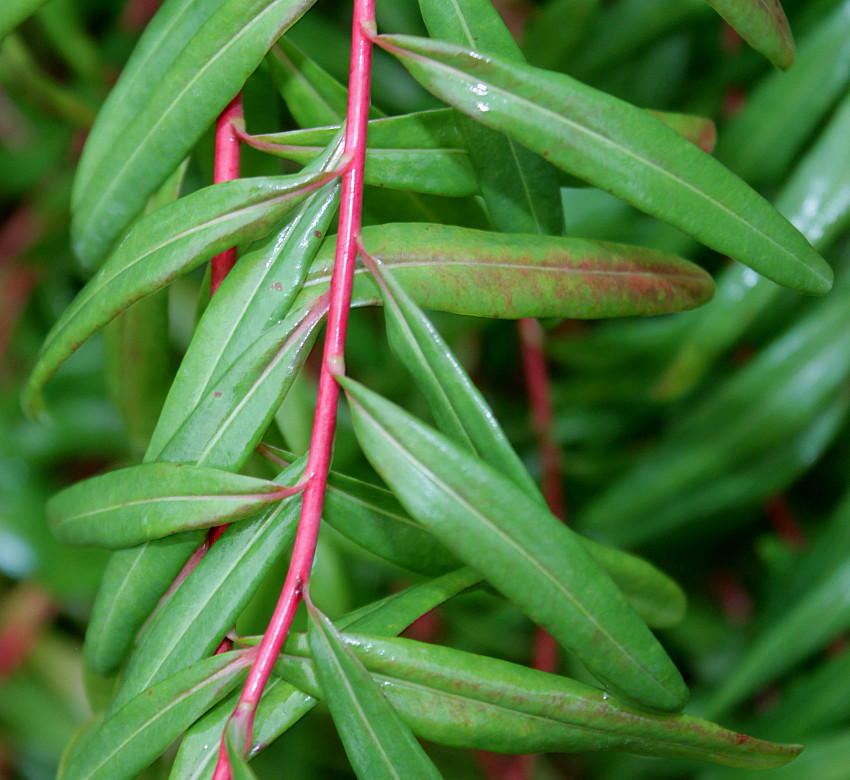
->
left=376, top=33, right=832, bottom=295
left=307, top=602, right=443, bottom=780
left=295, top=223, right=714, bottom=319
left=71, top=0, right=321, bottom=267
left=701, top=0, right=794, bottom=69
left=276, top=633, right=799, bottom=769
left=47, top=462, right=290, bottom=549
left=60, top=650, right=252, bottom=780
left=26, top=168, right=338, bottom=418
left=341, top=376, right=688, bottom=712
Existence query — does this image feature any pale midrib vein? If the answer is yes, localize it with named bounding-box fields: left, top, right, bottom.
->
left=195, top=308, right=320, bottom=462
left=59, top=491, right=276, bottom=525
left=412, top=46, right=818, bottom=275
left=371, top=673, right=770, bottom=765
left=80, top=0, right=291, bottom=241
left=47, top=183, right=310, bottom=359
left=82, top=656, right=249, bottom=778
left=128, top=504, right=287, bottom=700
left=317, top=624, right=403, bottom=779
left=355, top=402, right=672, bottom=696
left=302, top=259, right=704, bottom=290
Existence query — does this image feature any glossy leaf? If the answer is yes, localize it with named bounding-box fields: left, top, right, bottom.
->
left=715, top=0, right=850, bottom=186
left=147, top=180, right=339, bottom=457
left=107, top=467, right=303, bottom=714
left=60, top=650, right=251, bottom=780
left=71, top=0, right=320, bottom=267
left=265, top=37, right=384, bottom=127
left=72, top=0, right=229, bottom=209
left=243, top=110, right=478, bottom=197
left=307, top=603, right=443, bottom=780
left=26, top=168, right=336, bottom=418
left=170, top=569, right=480, bottom=777
left=48, top=462, right=289, bottom=549
left=418, top=0, right=564, bottom=236
left=376, top=33, right=832, bottom=295
left=295, top=223, right=713, bottom=319
left=276, top=633, right=798, bottom=769
left=656, top=87, right=850, bottom=399
left=341, top=376, right=688, bottom=712
left=702, top=0, right=794, bottom=68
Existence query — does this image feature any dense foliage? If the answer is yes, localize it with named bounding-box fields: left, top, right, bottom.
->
left=2, top=0, right=850, bottom=778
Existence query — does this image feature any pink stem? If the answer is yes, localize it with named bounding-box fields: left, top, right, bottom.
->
left=210, top=94, right=244, bottom=296
left=212, top=3, right=374, bottom=775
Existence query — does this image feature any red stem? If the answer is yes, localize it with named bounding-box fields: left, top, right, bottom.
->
left=212, top=3, right=374, bottom=775
left=210, top=94, right=244, bottom=296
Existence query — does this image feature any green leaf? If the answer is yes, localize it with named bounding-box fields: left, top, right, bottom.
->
left=522, top=0, right=599, bottom=70
left=243, top=110, right=478, bottom=198
left=418, top=0, right=565, bottom=236
left=59, top=650, right=251, bottom=780
left=307, top=602, right=443, bottom=780
left=276, top=633, right=799, bottom=769
left=715, top=1, right=850, bottom=186
left=702, top=0, right=794, bottom=68
left=47, top=462, right=290, bottom=549
left=376, top=33, right=832, bottom=295
left=341, top=377, right=688, bottom=713
left=170, top=569, right=480, bottom=777
left=107, top=464, right=304, bottom=714
left=72, top=0, right=321, bottom=267
left=265, top=37, right=385, bottom=127
left=26, top=168, right=337, bottom=419
left=224, top=720, right=260, bottom=780
left=261, top=444, right=459, bottom=575
left=0, top=0, right=51, bottom=41
left=648, top=111, right=716, bottom=154
left=295, top=223, right=713, bottom=319
left=148, top=180, right=339, bottom=458
left=72, top=0, right=230, bottom=210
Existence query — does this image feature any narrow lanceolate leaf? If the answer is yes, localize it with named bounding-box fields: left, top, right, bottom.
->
left=276, top=634, right=800, bottom=770
left=341, top=377, right=688, bottom=713
left=307, top=604, right=443, bottom=780
left=418, top=0, right=564, bottom=236
left=648, top=111, right=716, bottom=154
left=72, top=0, right=229, bottom=209
left=265, top=37, right=384, bottom=128
left=47, top=463, right=290, bottom=549
left=702, top=0, right=794, bottom=69
left=147, top=180, right=339, bottom=457
left=26, top=169, right=336, bottom=418
left=0, top=0, right=51, bottom=41
left=366, top=253, right=538, bottom=492
left=243, top=110, right=478, bottom=197
left=72, top=0, right=320, bottom=267
left=376, top=34, right=832, bottom=295
left=60, top=650, right=252, bottom=780
left=366, top=257, right=686, bottom=627
left=170, top=570, right=480, bottom=779
left=296, top=223, right=713, bottom=319
left=106, top=464, right=304, bottom=715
